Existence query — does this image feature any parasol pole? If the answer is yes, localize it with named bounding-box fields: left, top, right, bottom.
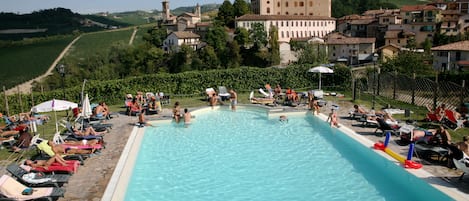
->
left=319, top=73, right=322, bottom=90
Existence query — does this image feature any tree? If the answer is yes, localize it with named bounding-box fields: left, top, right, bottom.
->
left=296, top=42, right=328, bottom=64
left=205, top=25, right=228, bottom=52
left=222, top=41, right=242, bottom=68
left=143, top=26, right=167, bottom=47
left=216, top=0, right=235, bottom=28
left=268, top=26, right=280, bottom=66
left=199, top=45, right=220, bottom=69
left=233, top=0, right=250, bottom=17
left=380, top=51, right=433, bottom=76
left=250, top=23, right=268, bottom=50
left=234, top=27, right=250, bottom=47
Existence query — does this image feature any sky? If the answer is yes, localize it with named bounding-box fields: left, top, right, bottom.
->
left=1, top=0, right=227, bottom=14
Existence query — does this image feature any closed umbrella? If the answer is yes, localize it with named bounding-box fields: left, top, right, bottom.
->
left=81, top=94, right=92, bottom=119
left=308, top=66, right=334, bottom=90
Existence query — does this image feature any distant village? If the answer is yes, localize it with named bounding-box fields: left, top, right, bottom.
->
left=152, top=0, right=469, bottom=71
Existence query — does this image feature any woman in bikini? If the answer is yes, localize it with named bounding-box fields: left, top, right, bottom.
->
left=173, top=101, right=181, bottom=123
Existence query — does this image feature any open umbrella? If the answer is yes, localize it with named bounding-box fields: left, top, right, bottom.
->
left=308, top=66, right=334, bottom=90
left=31, top=99, right=78, bottom=132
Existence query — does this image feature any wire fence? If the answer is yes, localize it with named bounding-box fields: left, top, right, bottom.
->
left=364, top=72, right=468, bottom=110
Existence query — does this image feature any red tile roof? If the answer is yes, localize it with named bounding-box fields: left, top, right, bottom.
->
left=431, top=40, right=469, bottom=51
left=236, top=14, right=335, bottom=21
left=325, top=32, right=375, bottom=44
left=400, top=5, right=439, bottom=12
left=172, top=31, right=200, bottom=39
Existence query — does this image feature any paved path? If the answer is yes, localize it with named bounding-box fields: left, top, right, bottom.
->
left=56, top=101, right=469, bottom=201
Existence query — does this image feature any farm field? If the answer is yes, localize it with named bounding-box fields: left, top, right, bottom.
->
left=65, top=28, right=135, bottom=59
left=0, top=36, right=74, bottom=89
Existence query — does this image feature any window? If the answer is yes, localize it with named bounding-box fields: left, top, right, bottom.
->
left=267, top=1, right=270, bottom=4
left=287, top=31, right=289, bottom=37
left=277, top=2, right=280, bottom=7
left=309, top=1, right=313, bottom=6
left=397, top=39, right=400, bottom=44
left=300, top=1, right=304, bottom=6
left=267, top=7, right=270, bottom=13
left=294, top=1, right=298, bottom=7
left=281, top=31, right=284, bottom=38
left=286, top=2, right=289, bottom=7
left=281, top=21, right=284, bottom=26
left=286, top=11, right=289, bottom=14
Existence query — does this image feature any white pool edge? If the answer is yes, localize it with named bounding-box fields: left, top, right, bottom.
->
left=102, top=106, right=469, bottom=201
left=315, top=113, right=469, bottom=201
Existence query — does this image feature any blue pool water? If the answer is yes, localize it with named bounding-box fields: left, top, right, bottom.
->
left=124, top=108, right=453, bottom=201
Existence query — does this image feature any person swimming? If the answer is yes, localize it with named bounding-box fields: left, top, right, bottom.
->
left=279, top=115, right=288, bottom=122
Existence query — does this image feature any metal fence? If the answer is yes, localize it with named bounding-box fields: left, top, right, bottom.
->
left=366, top=72, right=468, bottom=110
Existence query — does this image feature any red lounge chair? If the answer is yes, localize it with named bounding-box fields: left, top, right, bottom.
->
left=426, top=113, right=440, bottom=122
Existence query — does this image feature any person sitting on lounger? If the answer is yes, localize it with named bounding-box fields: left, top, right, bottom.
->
left=11, top=127, right=32, bottom=152
left=411, top=126, right=451, bottom=146
left=93, top=101, right=109, bottom=119
left=24, top=155, right=68, bottom=170
left=456, top=136, right=469, bottom=156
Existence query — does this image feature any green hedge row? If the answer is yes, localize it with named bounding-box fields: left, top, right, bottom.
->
left=1, top=65, right=351, bottom=115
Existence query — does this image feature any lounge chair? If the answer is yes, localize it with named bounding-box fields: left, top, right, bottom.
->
left=414, top=143, right=449, bottom=163
left=20, top=160, right=80, bottom=174
left=34, top=139, right=87, bottom=166
left=374, top=117, right=400, bottom=136
left=448, top=145, right=469, bottom=180
left=249, top=91, right=275, bottom=105
left=0, top=174, right=65, bottom=201
left=218, top=86, right=231, bottom=101
left=6, top=163, right=70, bottom=187
left=443, top=110, right=464, bottom=130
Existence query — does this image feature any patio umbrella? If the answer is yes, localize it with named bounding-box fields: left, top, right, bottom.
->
left=308, top=66, right=334, bottom=90
left=81, top=94, right=92, bottom=119
left=31, top=99, right=78, bottom=132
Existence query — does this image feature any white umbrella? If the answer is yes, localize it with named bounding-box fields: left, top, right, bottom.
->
left=81, top=94, right=92, bottom=119
left=31, top=99, right=78, bottom=132
left=308, top=66, right=334, bottom=90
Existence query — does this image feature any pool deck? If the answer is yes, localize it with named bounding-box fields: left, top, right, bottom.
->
left=52, top=102, right=469, bottom=201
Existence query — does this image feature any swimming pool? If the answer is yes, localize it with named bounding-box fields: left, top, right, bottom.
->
left=112, top=107, right=456, bottom=201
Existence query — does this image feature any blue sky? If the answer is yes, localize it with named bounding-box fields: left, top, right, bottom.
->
left=1, top=0, right=227, bottom=14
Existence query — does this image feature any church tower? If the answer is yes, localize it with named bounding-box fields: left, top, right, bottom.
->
left=195, top=3, right=201, bottom=18
left=162, top=0, right=170, bottom=21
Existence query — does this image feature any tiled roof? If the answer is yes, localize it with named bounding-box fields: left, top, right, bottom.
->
left=400, top=5, right=439, bottom=12
left=236, top=14, right=335, bottom=21
left=325, top=32, right=375, bottom=44
left=457, top=60, right=469, bottom=66
left=349, top=19, right=377, bottom=25
left=172, top=31, right=200, bottom=39
left=431, top=40, right=469, bottom=51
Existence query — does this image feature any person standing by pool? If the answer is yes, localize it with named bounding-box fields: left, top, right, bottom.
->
left=328, top=108, right=339, bottom=128
left=210, top=93, right=218, bottom=109
left=184, top=108, right=191, bottom=127
left=173, top=102, right=181, bottom=123
left=229, top=89, right=238, bottom=111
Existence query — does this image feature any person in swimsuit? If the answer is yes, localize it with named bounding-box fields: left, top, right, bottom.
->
left=24, top=155, right=68, bottom=169
left=173, top=102, right=181, bottom=123
left=184, top=108, right=191, bottom=127
left=229, top=89, right=238, bottom=111
left=328, top=108, right=339, bottom=128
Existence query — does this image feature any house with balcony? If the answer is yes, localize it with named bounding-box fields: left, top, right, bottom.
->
left=324, top=32, right=376, bottom=65
left=431, top=40, right=469, bottom=71
left=162, top=31, right=201, bottom=52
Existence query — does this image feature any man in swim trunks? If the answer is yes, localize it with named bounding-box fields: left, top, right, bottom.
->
left=184, top=108, right=192, bottom=127
left=229, top=89, right=238, bottom=111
